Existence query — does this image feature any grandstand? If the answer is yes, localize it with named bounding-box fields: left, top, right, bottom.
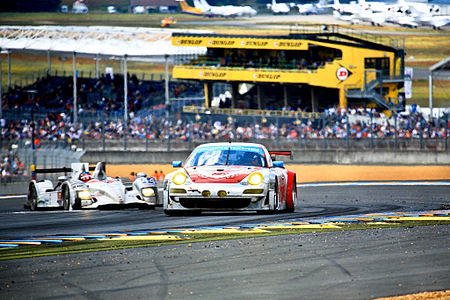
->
left=171, top=25, right=406, bottom=116
left=0, top=25, right=209, bottom=121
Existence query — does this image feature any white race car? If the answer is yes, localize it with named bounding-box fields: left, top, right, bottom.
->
left=163, top=142, right=297, bottom=215
left=26, top=162, right=160, bottom=210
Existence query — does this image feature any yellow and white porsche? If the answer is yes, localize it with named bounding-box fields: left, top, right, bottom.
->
left=163, top=142, right=297, bottom=215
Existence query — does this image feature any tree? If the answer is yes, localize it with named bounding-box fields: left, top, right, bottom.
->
left=0, top=0, right=61, bottom=12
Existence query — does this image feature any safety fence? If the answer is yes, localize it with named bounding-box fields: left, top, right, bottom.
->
left=0, top=144, right=84, bottom=183
left=1, top=111, right=448, bottom=184
left=2, top=113, right=448, bottom=152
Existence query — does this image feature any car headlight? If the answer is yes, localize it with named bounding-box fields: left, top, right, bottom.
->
left=248, top=172, right=263, bottom=185
left=141, top=188, right=155, bottom=197
left=77, top=190, right=91, bottom=200
left=172, top=172, right=187, bottom=185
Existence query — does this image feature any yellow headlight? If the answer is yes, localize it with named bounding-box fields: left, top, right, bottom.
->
left=172, top=173, right=187, bottom=185
left=77, top=190, right=91, bottom=200
left=248, top=172, right=263, bottom=185
left=141, top=188, right=155, bottom=197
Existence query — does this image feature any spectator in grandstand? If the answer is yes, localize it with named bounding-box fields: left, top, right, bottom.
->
left=1, top=99, right=448, bottom=148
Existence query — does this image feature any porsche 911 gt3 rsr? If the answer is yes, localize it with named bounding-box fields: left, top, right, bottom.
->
left=26, top=162, right=160, bottom=210
left=163, top=142, right=297, bottom=215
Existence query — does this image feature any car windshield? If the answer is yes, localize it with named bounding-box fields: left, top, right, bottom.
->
left=185, top=145, right=267, bottom=167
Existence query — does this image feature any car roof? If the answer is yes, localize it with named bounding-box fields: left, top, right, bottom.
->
left=195, top=142, right=266, bottom=149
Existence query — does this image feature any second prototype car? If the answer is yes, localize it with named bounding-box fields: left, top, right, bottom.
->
left=26, top=162, right=160, bottom=210
left=163, top=142, right=297, bottom=215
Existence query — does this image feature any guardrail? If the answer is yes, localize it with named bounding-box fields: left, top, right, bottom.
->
left=182, top=106, right=324, bottom=119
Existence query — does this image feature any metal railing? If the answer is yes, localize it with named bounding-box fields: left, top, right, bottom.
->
left=288, top=24, right=405, bottom=50
left=0, top=143, right=84, bottom=183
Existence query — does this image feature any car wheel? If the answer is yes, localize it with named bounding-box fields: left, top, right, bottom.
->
left=286, top=180, right=296, bottom=213
left=72, top=196, right=81, bottom=210
left=273, top=181, right=279, bottom=211
left=62, top=187, right=70, bottom=210
left=29, top=187, right=38, bottom=211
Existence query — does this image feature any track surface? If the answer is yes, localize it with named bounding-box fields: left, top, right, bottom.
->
left=0, top=185, right=449, bottom=299
left=0, top=185, right=448, bottom=239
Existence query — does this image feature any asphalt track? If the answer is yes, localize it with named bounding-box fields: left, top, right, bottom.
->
left=0, top=184, right=448, bottom=240
left=0, top=184, right=449, bottom=299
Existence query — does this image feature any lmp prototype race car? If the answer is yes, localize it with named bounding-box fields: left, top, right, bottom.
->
left=26, top=162, right=160, bottom=210
left=163, top=142, right=297, bottom=215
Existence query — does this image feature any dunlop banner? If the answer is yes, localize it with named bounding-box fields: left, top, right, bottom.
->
left=173, top=36, right=308, bottom=50
left=173, top=65, right=345, bottom=88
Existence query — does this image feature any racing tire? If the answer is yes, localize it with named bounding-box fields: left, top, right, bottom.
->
left=28, top=186, right=38, bottom=211
left=62, top=186, right=71, bottom=210
left=72, top=198, right=81, bottom=210
left=258, top=182, right=279, bottom=214
left=273, top=180, right=279, bottom=211
left=286, top=180, right=296, bottom=213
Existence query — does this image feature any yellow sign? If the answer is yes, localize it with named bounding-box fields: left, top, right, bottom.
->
left=173, top=63, right=345, bottom=88
left=173, top=36, right=309, bottom=50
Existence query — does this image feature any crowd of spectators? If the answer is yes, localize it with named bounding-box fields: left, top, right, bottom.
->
left=2, top=74, right=447, bottom=182
left=1, top=105, right=448, bottom=147
left=1, top=105, right=447, bottom=181
left=2, top=73, right=203, bottom=119
left=0, top=145, right=25, bottom=182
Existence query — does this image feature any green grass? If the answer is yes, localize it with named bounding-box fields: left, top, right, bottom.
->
left=410, top=79, right=450, bottom=107
left=0, top=12, right=201, bottom=27
left=1, top=220, right=448, bottom=261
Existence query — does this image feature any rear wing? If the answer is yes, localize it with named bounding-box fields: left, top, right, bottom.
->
left=31, top=163, right=106, bottom=180
left=269, top=151, right=292, bottom=160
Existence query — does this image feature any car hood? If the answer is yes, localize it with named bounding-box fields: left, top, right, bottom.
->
left=184, top=166, right=262, bottom=184
left=87, top=179, right=125, bottom=202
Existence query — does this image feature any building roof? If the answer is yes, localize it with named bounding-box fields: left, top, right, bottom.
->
left=430, top=56, right=450, bottom=72
left=0, top=26, right=208, bottom=59
left=172, top=32, right=401, bottom=54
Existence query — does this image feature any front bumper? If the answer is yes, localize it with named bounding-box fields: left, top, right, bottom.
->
left=165, top=182, right=272, bottom=211
left=83, top=189, right=159, bottom=208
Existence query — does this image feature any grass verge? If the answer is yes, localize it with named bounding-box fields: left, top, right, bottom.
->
left=1, top=220, right=449, bottom=261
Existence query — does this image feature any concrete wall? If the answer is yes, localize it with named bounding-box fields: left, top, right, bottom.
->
left=81, top=150, right=450, bottom=165
left=1, top=182, right=28, bottom=195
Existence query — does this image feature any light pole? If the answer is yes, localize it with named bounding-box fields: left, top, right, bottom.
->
left=25, top=89, right=38, bottom=167
left=165, top=54, right=170, bottom=118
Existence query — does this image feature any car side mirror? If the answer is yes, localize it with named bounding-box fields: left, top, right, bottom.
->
left=172, top=161, right=183, bottom=168
left=273, top=161, right=284, bottom=168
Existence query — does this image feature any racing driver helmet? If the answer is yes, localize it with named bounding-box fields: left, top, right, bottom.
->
left=80, top=171, right=92, bottom=182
